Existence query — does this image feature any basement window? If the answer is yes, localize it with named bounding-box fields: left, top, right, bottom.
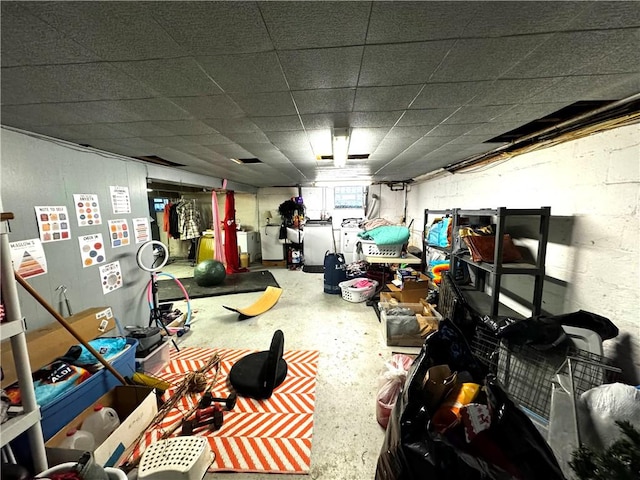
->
left=334, top=186, right=365, bottom=209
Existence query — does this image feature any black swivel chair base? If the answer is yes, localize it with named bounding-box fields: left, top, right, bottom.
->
left=229, top=329, right=288, bottom=399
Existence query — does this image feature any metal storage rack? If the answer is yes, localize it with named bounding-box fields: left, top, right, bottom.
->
left=449, top=207, right=551, bottom=318
left=1, top=212, right=48, bottom=472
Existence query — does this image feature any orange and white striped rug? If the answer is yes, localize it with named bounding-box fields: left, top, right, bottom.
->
left=126, top=346, right=319, bottom=474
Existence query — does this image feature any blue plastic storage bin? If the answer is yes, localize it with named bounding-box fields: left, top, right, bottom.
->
left=40, top=337, right=138, bottom=440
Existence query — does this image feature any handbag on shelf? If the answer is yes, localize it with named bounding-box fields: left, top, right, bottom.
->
left=463, top=234, right=523, bottom=263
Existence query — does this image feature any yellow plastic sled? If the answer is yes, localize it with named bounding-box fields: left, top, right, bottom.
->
left=223, top=286, right=283, bottom=319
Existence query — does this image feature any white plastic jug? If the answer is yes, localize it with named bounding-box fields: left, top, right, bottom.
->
left=81, top=404, right=120, bottom=446
left=58, top=428, right=95, bottom=450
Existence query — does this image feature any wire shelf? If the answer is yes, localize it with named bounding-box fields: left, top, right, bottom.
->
left=470, top=325, right=620, bottom=422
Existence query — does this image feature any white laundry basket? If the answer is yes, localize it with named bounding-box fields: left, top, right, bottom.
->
left=360, top=240, right=403, bottom=257
left=338, top=278, right=379, bottom=303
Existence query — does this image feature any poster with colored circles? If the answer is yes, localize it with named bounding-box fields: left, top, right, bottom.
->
left=78, top=233, right=106, bottom=268
left=73, top=194, right=102, bottom=226
left=108, top=219, right=130, bottom=248
left=99, top=261, right=122, bottom=294
left=34, top=206, right=71, bottom=243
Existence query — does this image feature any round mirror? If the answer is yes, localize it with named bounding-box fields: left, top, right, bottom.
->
left=136, top=240, right=169, bottom=272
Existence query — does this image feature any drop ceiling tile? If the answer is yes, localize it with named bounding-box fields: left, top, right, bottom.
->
left=196, top=52, right=288, bottom=93
left=251, top=116, right=302, bottom=132
left=0, top=104, right=93, bottom=126
left=492, top=102, right=576, bottom=124
left=373, top=137, right=419, bottom=154
left=169, top=96, right=244, bottom=119
left=259, top=2, right=370, bottom=49
left=206, top=144, right=255, bottom=159
left=570, top=2, right=640, bottom=30
left=277, top=147, right=316, bottom=162
left=279, top=47, right=363, bottom=89
left=443, top=105, right=514, bottom=124
left=576, top=35, right=640, bottom=75
left=349, top=127, right=390, bottom=154
left=0, top=5, right=100, bottom=66
left=292, top=88, right=356, bottom=114
left=202, top=118, right=261, bottom=134
left=224, top=132, right=272, bottom=144
left=228, top=92, right=297, bottom=117
left=412, top=82, right=491, bottom=109
left=463, top=2, right=582, bottom=37
left=1, top=63, right=153, bottom=104
left=367, top=2, right=473, bottom=43
left=149, top=120, right=218, bottom=136
left=415, top=135, right=458, bottom=148
left=385, top=126, right=435, bottom=139
left=149, top=2, right=272, bottom=55
left=106, top=122, right=174, bottom=137
left=113, top=58, right=223, bottom=97
left=109, top=137, right=162, bottom=149
left=359, top=41, right=455, bottom=86
left=265, top=131, right=310, bottom=148
left=466, top=121, right=530, bottom=136
left=48, top=99, right=188, bottom=124
left=397, top=108, right=458, bottom=126
left=70, top=124, right=137, bottom=139
left=25, top=2, right=185, bottom=60
left=427, top=124, right=483, bottom=137
left=26, top=125, right=87, bottom=141
left=354, top=85, right=423, bottom=111
left=528, top=75, right=640, bottom=104
left=141, top=136, right=202, bottom=147
left=468, top=79, right=557, bottom=106
left=299, top=113, right=350, bottom=130
left=504, top=30, right=634, bottom=79
left=182, top=134, right=234, bottom=145
left=431, top=35, right=551, bottom=82
left=349, top=111, right=404, bottom=128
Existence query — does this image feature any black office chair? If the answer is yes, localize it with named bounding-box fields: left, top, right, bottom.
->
left=229, top=330, right=288, bottom=399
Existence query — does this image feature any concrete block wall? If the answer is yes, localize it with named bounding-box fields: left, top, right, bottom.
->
left=406, top=124, right=640, bottom=384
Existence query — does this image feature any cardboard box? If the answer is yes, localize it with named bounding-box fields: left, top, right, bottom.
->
left=1, top=307, right=115, bottom=387
left=380, top=301, right=441, bottom=347
left=46, top=385, right=157, bottom=467
left=387, top=274, right=431, bottom=303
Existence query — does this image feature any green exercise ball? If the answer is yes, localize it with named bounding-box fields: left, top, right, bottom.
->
left=194, top=259, right=226, bottom=287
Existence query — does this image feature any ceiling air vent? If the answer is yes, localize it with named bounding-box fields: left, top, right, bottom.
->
left=232, top=158, right=262, bottom=164
left=486, top=100, right=614, bottom=143
left=318, top=154, right=370, bottom=160
left=133, top=155, right=185, bottom=167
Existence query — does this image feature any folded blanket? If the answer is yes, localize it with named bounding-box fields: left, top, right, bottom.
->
left=358, top=225, right=410, bottom=245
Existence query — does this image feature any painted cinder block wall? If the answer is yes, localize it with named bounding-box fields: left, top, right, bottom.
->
left=406, top=123, right=640, bottom=384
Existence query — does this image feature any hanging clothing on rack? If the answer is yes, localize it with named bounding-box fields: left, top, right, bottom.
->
left=176, top=199, right=201, bottom=240
left=168, top=202, right=181, bottom=239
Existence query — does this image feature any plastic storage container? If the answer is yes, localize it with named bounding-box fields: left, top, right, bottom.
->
left=135, top=337, right=171, bottom=374
left=40, top=337, right=137, bottom=440
left=58, top=428, right=95, bottom=450
left=81, top=404, right=120, bottom=445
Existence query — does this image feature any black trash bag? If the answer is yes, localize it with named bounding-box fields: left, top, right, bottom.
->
left=376, top=320, right=566, bottom=480
left=496, top=316, right=567, bottom=350
left=548, top=310, right=618, bottom=340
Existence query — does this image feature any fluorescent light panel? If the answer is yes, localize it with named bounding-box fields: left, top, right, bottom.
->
left=332, top=128, right=349, bottom=168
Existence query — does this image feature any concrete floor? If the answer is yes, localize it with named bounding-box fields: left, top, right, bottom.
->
left=155, top=259, right=411, bottom=480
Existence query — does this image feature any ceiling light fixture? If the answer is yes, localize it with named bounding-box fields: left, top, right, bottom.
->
left=230, top=158, right=243, bottom=165
left=332, top=128, right=349, bottom=168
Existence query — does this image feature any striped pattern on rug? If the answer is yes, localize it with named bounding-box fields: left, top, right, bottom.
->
left=127, top=346, right=319, bottom=474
